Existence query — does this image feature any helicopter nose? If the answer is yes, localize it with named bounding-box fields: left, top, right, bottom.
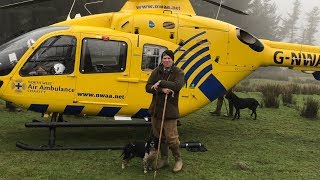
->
left=0, top=79, right=8, bottom=96
left=0, top=79, right=4, bottom=89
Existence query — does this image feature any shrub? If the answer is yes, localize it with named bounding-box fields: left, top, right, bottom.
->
left=292, top=77, right=305, bottom=84
left=282, top=93, right=293, bottom=105
left=304, top=79, right=316, bottom=84
left=281, top=84, right=298, bottom=105
left=300, top=85, right=320, bottom=95
left=240, top=80, right=250, bottom=87
left=234, top=83, right=259, bottom=93
left=234, top=85, right=254, bottom=93
left=300, top=98, right=319, bottom=119
left=290, top=84, right=301, bottom=94
left=258, top=84, right=282, bottom=108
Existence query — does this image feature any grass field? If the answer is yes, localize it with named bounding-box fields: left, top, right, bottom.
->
left=0, top=93, right=320, bottom=179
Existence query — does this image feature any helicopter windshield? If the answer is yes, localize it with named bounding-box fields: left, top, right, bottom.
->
left=0, top=26, right=70, bottom=76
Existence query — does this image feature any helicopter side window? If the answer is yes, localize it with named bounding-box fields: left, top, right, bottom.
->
left=20, top=35, right=76, bottom=76
left=80, top=39, right=127, bottom=74
left=142, top=45, right=167, bottom=71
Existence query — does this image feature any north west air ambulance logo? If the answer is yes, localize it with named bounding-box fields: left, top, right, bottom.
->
left=11, top=80, right=26, bottom=93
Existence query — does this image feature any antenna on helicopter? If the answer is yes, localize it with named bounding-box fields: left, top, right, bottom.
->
left=201, top=0, right=248, bottom=15
left=66, top=0, right=104, bottom=20
left=66, top=0, right=77, bottom=20
left=0, top=0, right=51, bottom=9
left=215, top=0, right=223, bottom=19
left=84, top=1, right=103, bottom=15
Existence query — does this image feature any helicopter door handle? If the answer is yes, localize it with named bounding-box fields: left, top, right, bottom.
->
left=67, top=74, right=76, bottom=77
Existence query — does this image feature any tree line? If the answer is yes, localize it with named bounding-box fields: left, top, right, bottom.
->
left=191, top=0, right=320, bottom=45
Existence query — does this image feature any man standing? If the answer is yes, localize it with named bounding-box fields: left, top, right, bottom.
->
left=146, top=50, right=185, bottom=173
left=210, top=89, right=234, bottom=117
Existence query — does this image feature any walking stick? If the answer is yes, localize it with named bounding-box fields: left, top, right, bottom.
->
left=153, top=93, right=169, bottom=180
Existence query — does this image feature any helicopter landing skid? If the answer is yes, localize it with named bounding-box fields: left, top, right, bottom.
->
left=16, top=120, right=151, bottom=151
left=16, top=141, right=125, bottom=151
left=16, top=141, right=207, bottom=151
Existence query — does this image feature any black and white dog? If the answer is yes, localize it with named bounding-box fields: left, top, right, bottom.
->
left=121, top=137, right=158, bottom=173
left=225, top=92, right=260, bottom=120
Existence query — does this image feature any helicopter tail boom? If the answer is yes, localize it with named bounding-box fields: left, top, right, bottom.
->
left=261, top=40, right=320, bottom=74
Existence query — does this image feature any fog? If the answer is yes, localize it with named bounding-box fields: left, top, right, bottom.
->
left=273, top=0, right=320, bottom=44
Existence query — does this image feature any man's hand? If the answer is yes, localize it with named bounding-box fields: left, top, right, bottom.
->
left=162, top=88, right=174, bottom=94
left=151, top=81, right=161, bottom=90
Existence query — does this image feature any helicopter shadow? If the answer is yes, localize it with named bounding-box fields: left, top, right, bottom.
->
left=16, top=115, right=152, bottom=148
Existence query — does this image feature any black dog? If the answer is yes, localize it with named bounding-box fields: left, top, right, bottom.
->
left=121, top=138, right=158, bottom=173
left=225, top=92, right=259, bottom=120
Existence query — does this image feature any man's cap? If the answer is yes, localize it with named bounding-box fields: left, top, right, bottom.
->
left=161, top=50, right=174, bottom=61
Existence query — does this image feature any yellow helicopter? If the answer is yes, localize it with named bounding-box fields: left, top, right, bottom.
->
left=0, top=0, right=320, bottom=150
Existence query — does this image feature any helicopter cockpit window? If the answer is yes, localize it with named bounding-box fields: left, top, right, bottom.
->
left=142, top=45, right=167, bottom=71
left=20, top=35, right=76, bottom=76
left=80, top=39, right=127, bottom=74
left=0, top=26, right=70, bottom=76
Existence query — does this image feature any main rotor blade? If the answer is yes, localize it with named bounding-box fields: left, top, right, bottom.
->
left=201, top=0, right=248, bottom=15
left=0, top=0, right=51, bottom=9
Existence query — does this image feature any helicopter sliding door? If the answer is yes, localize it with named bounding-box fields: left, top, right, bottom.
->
left=8, top=34, right=78, bottom=113
left=75, top=34, right=130, bottom=116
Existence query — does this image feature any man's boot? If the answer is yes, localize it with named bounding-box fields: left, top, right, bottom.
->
left=210, top=97, right=223, bottom=116
left=170, top=144, right=183, bottom=173
left=173, top=156, right=183, bottom=173
left=153, top=143, right=169, bottom=169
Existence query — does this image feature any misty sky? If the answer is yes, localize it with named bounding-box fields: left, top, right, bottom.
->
left=272, top=0, right=320, bottom=45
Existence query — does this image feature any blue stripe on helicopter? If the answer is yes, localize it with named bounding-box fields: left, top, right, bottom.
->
left=181, top=46, right=210, bottom=70
left=64, top=105, right=84, bottom=115
left=174, top=31, right=206, bottom=54
left=184, top=54, right=211, bottom=81
left=199, top=74, right=226, bottom=102
left=191, top=65, right=212, bottom=87
left=175, top=39, right=208, bottom=66
left=132, top=109, right=151, bottom=118
left=28, top=104, right=48, bottom=113
left=98, top=107, right=121, bottom=117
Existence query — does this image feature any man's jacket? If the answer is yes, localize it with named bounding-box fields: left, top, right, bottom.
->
left=146, top=64, right=185, bottom=120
